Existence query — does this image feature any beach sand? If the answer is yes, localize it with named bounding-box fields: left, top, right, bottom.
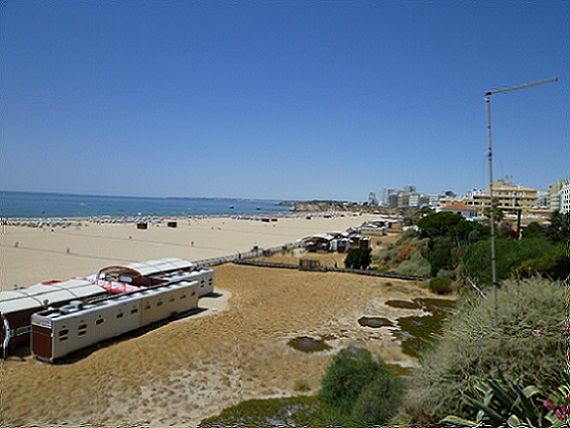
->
left=0, top=214, right=382, bottom=289
left=0, top=264, right=443, bottom=427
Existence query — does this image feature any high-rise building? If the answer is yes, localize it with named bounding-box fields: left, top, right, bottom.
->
left=367, top=192, right=378, bottom=206
left=408, top=192, right=420, bottom=207
left=560, top=181, right=570, bottom=214
left=547, top=179, right=569, bottom=212
left=379, top=188, right=395, bottom=206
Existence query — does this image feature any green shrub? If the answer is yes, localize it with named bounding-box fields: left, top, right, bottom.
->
left=547, top=211, right=570, bottom=244
left=428, top=277, right=453, bottom=295
left=461, top=237, right=553, bottom=285
left=351, top=370, right=405, bottom=425
left=345, top=248, right=372, bottom=269
left=319, top=347, right=405, bottom=425
left=319, top=348, right=379, bottom=414
left=405, top=278, right=566, bottom=424
left=523, top=222, right=548, bottom=240
left=427, top=237, right=454, bottom=276
left=514, top=244, right=570, bottom=281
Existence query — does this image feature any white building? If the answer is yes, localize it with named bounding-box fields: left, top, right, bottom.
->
left=561, top=182, right=570, bottom=214
left=439, top=201, right=479, bottom=219
left=408, top=193, right=420, bottom=207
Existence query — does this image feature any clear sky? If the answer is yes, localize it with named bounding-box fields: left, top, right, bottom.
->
left=1, top=1, right=568, bottom=201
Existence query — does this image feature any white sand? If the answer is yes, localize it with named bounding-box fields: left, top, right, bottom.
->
left=0, top=214, right=383, bottom=289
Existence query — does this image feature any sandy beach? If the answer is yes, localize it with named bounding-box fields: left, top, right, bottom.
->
left=0, top=213, right=383, bottom=289
left=1, top=263, right=444, bottom=427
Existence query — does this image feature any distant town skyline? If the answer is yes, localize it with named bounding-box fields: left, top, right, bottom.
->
left=1, top=2, right=568, bottom=201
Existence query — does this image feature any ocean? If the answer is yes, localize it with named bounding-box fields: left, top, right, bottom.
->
left=0, top=191, right=288, bottom=218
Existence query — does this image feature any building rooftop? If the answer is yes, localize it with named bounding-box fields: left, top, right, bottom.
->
left=440, top=201, right=479, bottom=212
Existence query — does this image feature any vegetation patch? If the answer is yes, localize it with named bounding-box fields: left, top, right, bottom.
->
left=405, top=278, right=566, bottom=424
left=319, top=347, right=405, bottom=426
left=199, top=396, right=323, bottom=427
left=428, top=277, right=453, bottom=295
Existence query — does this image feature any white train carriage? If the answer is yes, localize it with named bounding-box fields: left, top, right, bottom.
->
left=31, top=280, right=199, bottom=362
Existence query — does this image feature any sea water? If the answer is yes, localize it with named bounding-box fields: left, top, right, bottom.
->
left=0, top=191, right=287, bottom=218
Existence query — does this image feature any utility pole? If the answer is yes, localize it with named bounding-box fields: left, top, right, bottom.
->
left=484, top=77, right=558, bottom=331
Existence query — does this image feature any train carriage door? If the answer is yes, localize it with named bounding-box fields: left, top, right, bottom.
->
left=31, top=320, right=53, bottom=361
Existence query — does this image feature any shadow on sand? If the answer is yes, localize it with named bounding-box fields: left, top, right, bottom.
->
left=5, top=292, right=226, bottom=364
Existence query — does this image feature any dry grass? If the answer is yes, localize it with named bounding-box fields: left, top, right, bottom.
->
left=1, top=264, right=436, bottom=427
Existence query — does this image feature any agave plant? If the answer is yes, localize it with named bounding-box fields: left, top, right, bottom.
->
left=441, top=373, right=567, bottom=428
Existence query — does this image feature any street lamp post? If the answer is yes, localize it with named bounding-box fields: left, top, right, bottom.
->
left=484, top=77, right=558, bottom=330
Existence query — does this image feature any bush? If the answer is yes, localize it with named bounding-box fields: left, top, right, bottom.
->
left=319, top=347, right=405, bottom=425
left=523, top=222, right=547, bottom=240
left=514, top=244, right=570, bottom=281
left=461, top=237, right=552, bottom=285
left=345, top=248, right=372, bottom=270
left=547, top=211, right=570, bottom=244
left=427, top=237, right=454, bottom=276
left=351, top=371, right=405, bottom=425
left=405, top=278, right=566, bottom=424
left=428, top=277, right=453, bottom=295
left=395, top=250, right=431, bottom=277
left=319, top=348, right=379, bottom=414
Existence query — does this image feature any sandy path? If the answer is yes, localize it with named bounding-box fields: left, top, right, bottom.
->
left=1, top=264, right=441, bottom=427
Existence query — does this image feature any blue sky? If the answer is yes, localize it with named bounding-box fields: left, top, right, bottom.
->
left=1, top=1, right=568, bottom=201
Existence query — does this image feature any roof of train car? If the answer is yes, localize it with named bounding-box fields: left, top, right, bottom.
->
left=98, top=258, right=196, bottom=277
left=33, top=280, right=199, bottom=321
left=127, top=258, right=194, bottom=275
left=0, top=279, right=105, bottom=314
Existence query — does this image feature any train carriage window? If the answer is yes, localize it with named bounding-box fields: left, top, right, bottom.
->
left=78, top=330, right=87, bottom=336
left=169, top=296, right=175, bottom=302
left=145, top=304, right=151, bottom=310
left=191, top=291, right=196, bottom=296
left=59, top=336, right=68, bottom=341
left=96, top=318, right=104, bottom=325
left=116, top=312, right=124, bottom=319
left=180, top=294, right=186, bottom=299
left=157, top=301, right=163, bottom=307
left=78, top=324, right=87, bottom=330
left=58, top=329, right=69, bottom=336
left=130, top=308, right=138, bottom=314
